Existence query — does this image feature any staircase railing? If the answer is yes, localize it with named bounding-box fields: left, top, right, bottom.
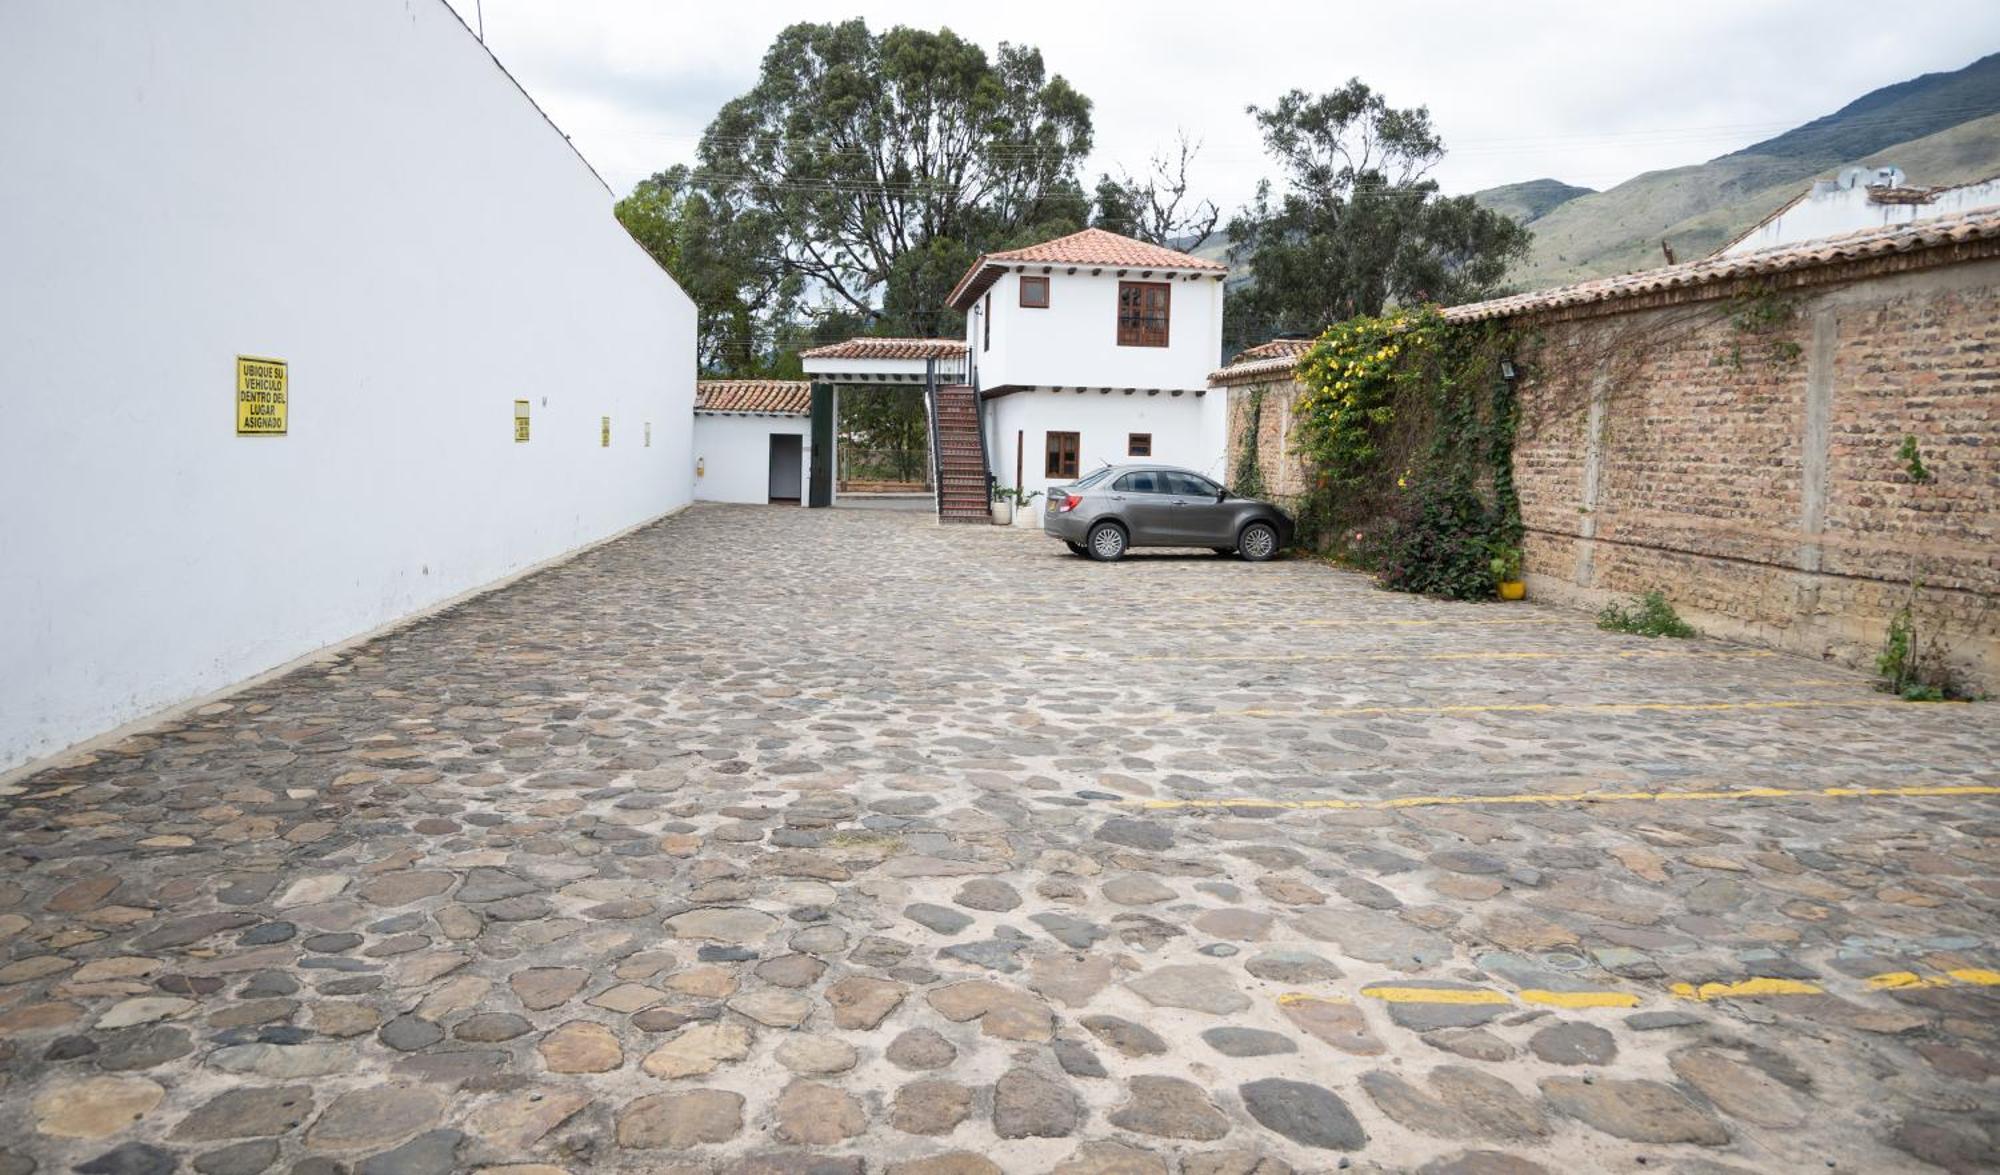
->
left=969, top=369, right=993, bottom=504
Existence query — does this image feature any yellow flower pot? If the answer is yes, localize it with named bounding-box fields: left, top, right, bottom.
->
left=1498, top=580, right=1526, bottom=601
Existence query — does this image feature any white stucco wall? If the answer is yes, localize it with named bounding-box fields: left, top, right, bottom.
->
left=0, top=0, right=695, bottom=772
left=1722, top=178, right=2000, bottom=255
left=986, top=389, right=1225, bottom=501
left=968, top=270, right=1225, bottom=392
left=693, top=414, right=813, bottom=504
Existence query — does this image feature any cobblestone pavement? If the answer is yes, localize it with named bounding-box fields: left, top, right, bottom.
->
left=4, top=504, right=1999, bottom=1175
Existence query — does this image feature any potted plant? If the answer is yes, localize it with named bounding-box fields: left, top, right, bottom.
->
left=1491, top=543, right=1525, bottom=600
left=1012, top=488, right=1044, bottom=527
left=990, top=484, right=1014, bottom=526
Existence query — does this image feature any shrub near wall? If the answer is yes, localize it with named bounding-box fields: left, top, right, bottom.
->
left=1290, top=307, right=1520, bottom=599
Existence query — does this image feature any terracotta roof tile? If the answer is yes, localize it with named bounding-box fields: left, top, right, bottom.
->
left=949, top=227, right=1226, bottom=309
left=694, top=380, right=811, bottom=415
left=1448, top=207, right=2000, bottom=323
left=1206, top=210, right=2000, bottom=385
left=797, top=338, right=967, bottom=362
left=1208, top=338, right=1316, bottom=386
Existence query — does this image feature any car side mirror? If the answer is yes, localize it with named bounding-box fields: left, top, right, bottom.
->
left=1216, top=488, right=1228, bottom=501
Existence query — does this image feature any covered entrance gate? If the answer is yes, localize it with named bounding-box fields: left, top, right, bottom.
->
left=799, top=338, right=985, bottom=520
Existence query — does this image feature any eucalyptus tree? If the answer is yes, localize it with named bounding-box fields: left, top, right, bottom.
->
left=694, top=20, right=1093, bottom=339
left=1228, top=80, right=1529, bottom=349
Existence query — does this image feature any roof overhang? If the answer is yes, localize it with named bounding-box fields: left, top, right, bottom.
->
left=948, top=260, right=1225, bottom=312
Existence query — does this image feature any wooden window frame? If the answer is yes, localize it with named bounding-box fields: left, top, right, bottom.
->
left=1127, top=432, right=1152, bottom=457
left=1045, top=430, right=1080, bottom=479
left=982, top=292, right=992, bottom=351
left=1019, top=275, right=1050, bottom=308
left=1116, top=280, right=1171, bottom=348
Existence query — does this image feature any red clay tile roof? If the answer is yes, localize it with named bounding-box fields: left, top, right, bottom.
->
left=1205, top=209, right=2000, bottom=386
left=694, top=380, right=811, bottom=415
left=1448, top=207, right=2000, bottom=324
left=948, top=227, right=1226, bottom=310
left=797, top=338, right=968, bottom=362
left=1208, top=338, right=1316, bottom=386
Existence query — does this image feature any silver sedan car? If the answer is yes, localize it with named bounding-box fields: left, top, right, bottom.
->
left=1042, top=464, right=1294, bottom=562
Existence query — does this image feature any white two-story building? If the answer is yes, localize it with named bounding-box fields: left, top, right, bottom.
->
left=948, top=228, right=1230, bottom=501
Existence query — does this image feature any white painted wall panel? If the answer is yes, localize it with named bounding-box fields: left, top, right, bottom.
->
left=970, top=271, right=1224, bottom=392
left=0, top=0, right=695, bottom=771
left=692, top=415, right=813, bottom=504
left=986, top=390, right=1223, bottom=501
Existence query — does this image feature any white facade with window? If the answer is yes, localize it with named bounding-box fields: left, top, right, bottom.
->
left=948, top=228, right=1230, bottom=502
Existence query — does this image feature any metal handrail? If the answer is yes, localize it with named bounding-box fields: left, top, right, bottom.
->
left=969, top=367, right=992, bottom=503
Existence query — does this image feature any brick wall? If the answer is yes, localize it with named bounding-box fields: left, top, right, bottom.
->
left=1223, top=380, right=1314, bottom=503
left=1513, top=258, right=2000, bottom=688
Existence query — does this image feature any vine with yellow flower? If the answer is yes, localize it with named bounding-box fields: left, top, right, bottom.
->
left=1289, top=306, right=1521, bottom=599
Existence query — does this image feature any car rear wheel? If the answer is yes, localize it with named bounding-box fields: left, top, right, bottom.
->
left=1086, top=522, right=1127, bottom=562
left=1237, top=521, right=1280, bottom=562
left=1064, top=541, right=1087, bottom=556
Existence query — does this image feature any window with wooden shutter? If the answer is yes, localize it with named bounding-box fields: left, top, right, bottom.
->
left=1127, top=433, right=1152, bottom=457
left=1045, top=431, right=1080, bottom=478
left=1116, top=281, right=1170, bottom=347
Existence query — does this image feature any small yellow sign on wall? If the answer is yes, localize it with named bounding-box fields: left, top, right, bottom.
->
left=514, top=400, right=531, bottom=442
left=601, top=416, right=611, bottom=447
left=236, top=356, right=288, bottom=435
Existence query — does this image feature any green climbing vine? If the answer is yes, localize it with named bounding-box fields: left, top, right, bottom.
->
left=1233, top=386, right=1267, bottom=500
left=1290, top=306, right=1521, bottom=599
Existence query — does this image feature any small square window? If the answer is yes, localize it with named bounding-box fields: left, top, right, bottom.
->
left=1127, top=433, right=1152, bottom=457
left=1019, top=276, right=1049, bottom=308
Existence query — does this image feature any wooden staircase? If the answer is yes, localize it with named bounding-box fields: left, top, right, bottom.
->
left=934, top=385, right=989, bottom=523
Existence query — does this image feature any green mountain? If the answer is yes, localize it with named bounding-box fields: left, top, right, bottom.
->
left=1471, top=178, right=1594, bottom=226
left=1481, top=51, right=2000, bottom=290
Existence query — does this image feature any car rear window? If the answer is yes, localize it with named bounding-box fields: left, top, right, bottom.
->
left=1072, top=467, right=1114, bottom=489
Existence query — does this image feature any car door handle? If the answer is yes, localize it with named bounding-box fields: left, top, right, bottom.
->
left=1111, top=495, right=1126, bottom=501
left=1169, top=499, right=1186, bottom=506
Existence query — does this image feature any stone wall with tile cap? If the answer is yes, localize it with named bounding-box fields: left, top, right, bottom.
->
left=1509, top=256, right=2000, bottom=687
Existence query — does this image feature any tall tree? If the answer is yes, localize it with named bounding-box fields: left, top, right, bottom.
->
left=1227, top=81, right=1529, bottom=349
left=695, top=20, right=1093, bottom=340
left=614, top=165, right=792, bottom=375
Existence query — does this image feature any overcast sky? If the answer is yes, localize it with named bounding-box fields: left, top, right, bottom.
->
left=443, top=0, right=2000, bottom=210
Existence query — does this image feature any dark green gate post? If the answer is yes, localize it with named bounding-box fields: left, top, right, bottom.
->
left=808, top=382, right=833, bottom=508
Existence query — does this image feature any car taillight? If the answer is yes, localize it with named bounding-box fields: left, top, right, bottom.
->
left=1058, top=494, right=1081, bottom=513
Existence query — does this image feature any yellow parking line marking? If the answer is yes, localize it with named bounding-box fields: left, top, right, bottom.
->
left=1519, top=989, right=1643, bottom=1009
left=1226, top=699, right=1886, bottom=718
left=1361, top=985, right=1512, bottom=1005
left=1136, top=784, right=2000, bottom=813
left=1049, top=649, right=1781, bottom=664
left=1870, top=968, right=2000, bottom=989
left=1671, top=977, right=1824, bottom=1001
left=1276, top=991, right=1351, bottom=1006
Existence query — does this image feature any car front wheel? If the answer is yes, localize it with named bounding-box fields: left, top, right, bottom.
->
left=1237, top=521, right=1280, bottom=562
left=1086, top=522, right=1127, bottom=562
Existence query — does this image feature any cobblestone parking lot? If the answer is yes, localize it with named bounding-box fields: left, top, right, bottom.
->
left=3, top=504, right=1998, bottom=1174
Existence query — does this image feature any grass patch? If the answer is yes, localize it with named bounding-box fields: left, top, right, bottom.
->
left=1597, top=590, right=1697, bottom=639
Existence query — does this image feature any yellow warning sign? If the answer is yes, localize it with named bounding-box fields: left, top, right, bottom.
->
left=235, top=356, right=287, bottom=435
left=514, top=400, right=531, bottom=442
left=601, top=416, right=611, bottom=447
